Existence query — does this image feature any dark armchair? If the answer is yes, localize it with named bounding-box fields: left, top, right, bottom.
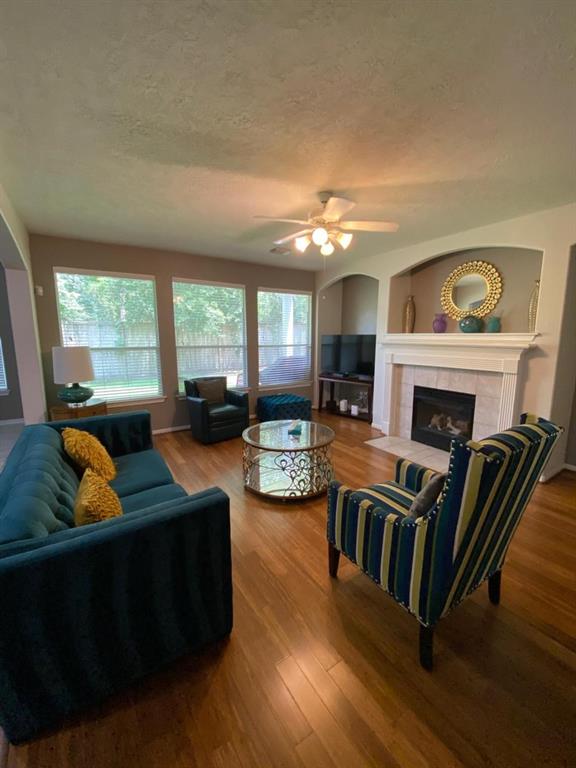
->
left=185, top=377, right=249, bottom=444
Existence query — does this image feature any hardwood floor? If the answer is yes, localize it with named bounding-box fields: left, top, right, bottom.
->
left=5, top=415, right=576, bottom=767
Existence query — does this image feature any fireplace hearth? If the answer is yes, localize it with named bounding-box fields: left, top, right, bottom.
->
left=411, top=386, right=476, bottom=452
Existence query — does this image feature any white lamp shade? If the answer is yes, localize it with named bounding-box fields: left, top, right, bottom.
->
left=52, top=346, right=95, bottom=384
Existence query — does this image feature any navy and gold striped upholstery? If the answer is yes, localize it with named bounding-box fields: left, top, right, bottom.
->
left=327, top=414, right=562, bottom=628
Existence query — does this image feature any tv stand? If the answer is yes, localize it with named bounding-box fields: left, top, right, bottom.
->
left=318, top=373, right=374, bottom=422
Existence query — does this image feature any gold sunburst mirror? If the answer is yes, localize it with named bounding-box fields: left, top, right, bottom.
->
left=440, top=260, right=503, bottom=320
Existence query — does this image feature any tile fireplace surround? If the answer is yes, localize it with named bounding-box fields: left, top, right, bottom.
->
left=373, top=333, right=538, bottom=467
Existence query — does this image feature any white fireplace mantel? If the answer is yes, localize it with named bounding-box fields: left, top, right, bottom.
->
left=378, top=333, right=539, bottom=435
left=380, top=331, right=538, bottom=353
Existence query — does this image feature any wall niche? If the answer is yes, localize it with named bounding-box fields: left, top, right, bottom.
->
left=316, top=274, right=379, bottom=408
left=388, top=246, right=543, bottom=334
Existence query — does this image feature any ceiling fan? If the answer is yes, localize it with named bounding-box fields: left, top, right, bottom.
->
left=255, top=192, right=399, bottom=256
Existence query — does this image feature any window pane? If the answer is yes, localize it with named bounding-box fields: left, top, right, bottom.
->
left=257, top=291, right=312, bottom=386
left=55, top=271, right=162, bottom=402
left=0, top=338, right=7, bottom=393
left=172, top=281, right=247, bottom=391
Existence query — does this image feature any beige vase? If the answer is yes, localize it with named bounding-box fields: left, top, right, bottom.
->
left=403, top=295, right=416, bottom=333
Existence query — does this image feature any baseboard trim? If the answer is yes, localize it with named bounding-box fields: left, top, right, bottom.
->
left=564, top=463, right=576, bottom=472
left=540, top=464, right=566, bottom=482
left=0, top=418, right=24, bottom=426
left=152, top=425, right=189, bottom=435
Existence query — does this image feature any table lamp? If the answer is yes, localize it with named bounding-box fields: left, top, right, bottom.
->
left=52, top=346, right=95, bottom=404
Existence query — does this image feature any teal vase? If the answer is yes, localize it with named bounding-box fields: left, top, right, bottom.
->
left=459, top=315, right=484, bottom=333
left=485, top=315, right=501, bottom=333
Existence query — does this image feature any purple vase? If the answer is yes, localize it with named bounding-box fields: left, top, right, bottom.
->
left=432, top=312, right=448, bottom=333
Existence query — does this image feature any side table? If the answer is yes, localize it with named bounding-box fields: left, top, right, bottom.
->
left=49, top=399, right=108, bottom=422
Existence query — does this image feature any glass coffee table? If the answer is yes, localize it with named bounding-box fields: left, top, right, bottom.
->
left=242, top=420, right=335, bottom=499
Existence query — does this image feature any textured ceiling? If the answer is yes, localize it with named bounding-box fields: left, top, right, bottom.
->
left=0, top=0, right=575, bottom=271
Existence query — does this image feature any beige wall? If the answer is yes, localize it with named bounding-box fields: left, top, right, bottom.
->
left=31, top=235, right=315, bottom=430
left=390, top=247, right=542, bottom=333
left=316, top=274, right=379, bottom=341
left=317, top=280, right=343, bottom=336
left=0, top=265, right=23, bottom=421
left=316, top=202, right=576, bottom=478
left=341, top=275, right=379, bottom=334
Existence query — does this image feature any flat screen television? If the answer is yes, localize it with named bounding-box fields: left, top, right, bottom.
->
left=320, top=334, right=376, bottom=377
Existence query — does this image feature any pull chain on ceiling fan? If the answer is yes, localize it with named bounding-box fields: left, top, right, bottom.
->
left=255, top=192, right=399, bottom=256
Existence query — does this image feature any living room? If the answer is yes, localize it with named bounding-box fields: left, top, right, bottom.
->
left=0, top=1, right=575, bottom=766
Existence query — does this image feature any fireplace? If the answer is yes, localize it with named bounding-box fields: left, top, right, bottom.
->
left=411, top=386, right=476, bottom=452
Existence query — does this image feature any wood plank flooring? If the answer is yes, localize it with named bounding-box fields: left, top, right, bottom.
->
left=5, top=415, right=576, bottom=767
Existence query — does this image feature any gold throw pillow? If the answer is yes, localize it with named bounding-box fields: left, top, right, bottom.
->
left=62, top=427, right=117, bottom=481
left=74, top=469, right=123, bottom=526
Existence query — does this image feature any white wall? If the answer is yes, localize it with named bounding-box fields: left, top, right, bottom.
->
left=317, top=203, right=576, bottom=477
left=0, top=181, right=30, bottom=270
left=567, top=385, right=576, bottom=467
left=0, top=181, right=46, bottom=423
left=0, top=265, right=23, bottom=420
left=556, top=248, right=576, bottom=466
left=4, top=269, right=46, bottom=423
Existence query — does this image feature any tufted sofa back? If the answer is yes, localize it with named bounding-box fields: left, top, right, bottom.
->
left=0, top=425, right=78, bottom=546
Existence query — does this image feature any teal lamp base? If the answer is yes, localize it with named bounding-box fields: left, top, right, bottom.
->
left=57, top=383, right=94, bottom=404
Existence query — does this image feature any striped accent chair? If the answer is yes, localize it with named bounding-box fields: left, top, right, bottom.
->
left=327, top=414, right=563, bottom=669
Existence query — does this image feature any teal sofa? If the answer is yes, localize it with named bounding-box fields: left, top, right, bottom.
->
left=0, top=411, right=232, bottom=743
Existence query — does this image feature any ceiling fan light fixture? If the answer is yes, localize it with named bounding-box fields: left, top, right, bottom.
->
left=294, top=235, right=311, bottom=253
left=257, top=194, right=399, bottom=257
left=312, top=227, right=329, bottom=246
left=336, top=232, right=353, bottom=250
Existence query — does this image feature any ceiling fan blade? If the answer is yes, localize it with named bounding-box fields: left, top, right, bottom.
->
left=273, top=229, right=313, bottom=245
left=339, top=220, right=399, bottom=232
left=323, top=196, right=356, bottom=221
left=254, top=216, right=311, bottom=226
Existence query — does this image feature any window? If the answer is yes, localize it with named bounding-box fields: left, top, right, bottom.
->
left=54, top=269, right=162, bottom=402
left=0, top=337, right=7, bottom=394
left=257, top=289, right=312, bottom=386
left=172, top=280, right=247, bottom=391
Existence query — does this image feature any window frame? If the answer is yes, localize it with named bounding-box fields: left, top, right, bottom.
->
left=171, top=277, right=248, bottom=393
left=256, top=287, right=313, bottom=389
left=53, top=266, right=164, bottom=404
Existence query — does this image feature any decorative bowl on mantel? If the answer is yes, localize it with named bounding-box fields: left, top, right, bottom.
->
left=459, top=315, right=484, bottom=333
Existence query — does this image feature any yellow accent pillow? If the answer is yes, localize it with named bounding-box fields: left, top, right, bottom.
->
left=74, top=469, right=123, bottom=526
left=62, top=427, right=117, bottom=481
